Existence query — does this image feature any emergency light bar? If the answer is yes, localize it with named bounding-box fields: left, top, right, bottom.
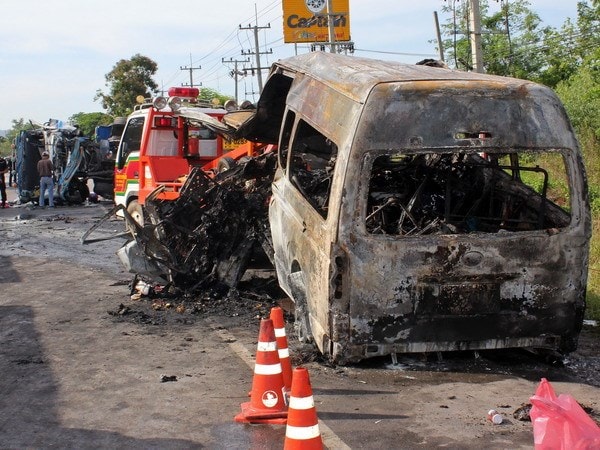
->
left=154, top=116, right=175, bottom=128
left=168, top=87, right=199, bottom=99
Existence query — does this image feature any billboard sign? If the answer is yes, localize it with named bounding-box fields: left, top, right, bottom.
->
left=282, top=0, right=351, bottom=44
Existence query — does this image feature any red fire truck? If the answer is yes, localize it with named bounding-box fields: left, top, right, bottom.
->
left=113, top=87, right=264, bottom=225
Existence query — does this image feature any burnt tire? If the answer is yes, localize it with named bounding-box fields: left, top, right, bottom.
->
left=216, top=156, right=236, bottom=174
left=126, top=199, right=144, bottom=230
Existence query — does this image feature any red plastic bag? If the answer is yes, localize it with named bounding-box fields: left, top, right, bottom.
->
left=529, top=378, right=600, bottom=450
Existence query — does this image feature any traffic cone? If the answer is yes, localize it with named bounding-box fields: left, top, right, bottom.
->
left=235, top=318, right=288, bottom=424
left=284, top=368, right=323, bottom=449
left=270, top=306, right=293, bottom=391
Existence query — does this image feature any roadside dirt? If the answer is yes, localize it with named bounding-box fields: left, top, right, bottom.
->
left=1, top=196, right=599, bottom=449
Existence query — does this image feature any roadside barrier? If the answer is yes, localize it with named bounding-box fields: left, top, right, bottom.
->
left=235, top=318, right=288, bottom=424
left=284, top=367, right=323, bottom=449
left=270, top=306, right=293, bottom=391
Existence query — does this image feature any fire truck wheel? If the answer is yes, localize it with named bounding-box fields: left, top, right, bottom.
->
left=216, top=156, right=236, bottom=173
left=126, top=200, right=144, bottom=228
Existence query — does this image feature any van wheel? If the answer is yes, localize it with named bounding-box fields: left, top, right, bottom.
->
left=217, top=156, right=236, bottom=173
left=126, top=199, right=144, bottom=230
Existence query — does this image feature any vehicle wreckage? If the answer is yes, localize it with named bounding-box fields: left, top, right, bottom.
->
left=86, top=52, right=591, bottom=364
left=14, top=118, right=121, bottom=204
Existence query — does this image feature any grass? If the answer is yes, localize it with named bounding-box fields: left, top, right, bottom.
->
left=580, top=129, right=600, bottom=321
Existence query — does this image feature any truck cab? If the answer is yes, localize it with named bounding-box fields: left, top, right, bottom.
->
left=114, top=87, right=234, bottom=224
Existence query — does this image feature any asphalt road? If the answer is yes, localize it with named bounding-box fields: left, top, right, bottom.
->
left=1, top=193, right=599, bottom=449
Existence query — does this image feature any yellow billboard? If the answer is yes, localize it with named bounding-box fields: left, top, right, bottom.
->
left=282, top=0, right=351, bottom=44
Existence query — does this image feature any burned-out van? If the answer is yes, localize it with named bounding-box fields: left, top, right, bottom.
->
left=224, top=52, right=591, bottom=364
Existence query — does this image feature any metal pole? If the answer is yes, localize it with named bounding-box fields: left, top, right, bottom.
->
left=253, top=26, right=263, bottom=90
left=326, top=0, right=336, bottom=53
left=433, top=11, right=445, bottom=62
left=234, top=60, right=239, bottom=104
left=469, top=0, right=484, bottom=72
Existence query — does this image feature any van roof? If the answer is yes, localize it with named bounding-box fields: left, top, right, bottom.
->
left=274, top=52, right=537, bottom=103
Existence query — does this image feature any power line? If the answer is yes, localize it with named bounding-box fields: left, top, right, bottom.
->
left=354, top=48, right=438, bottom=57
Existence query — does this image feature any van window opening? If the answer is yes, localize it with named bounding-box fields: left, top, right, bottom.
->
left=278, top=110, right=296, bottom=174
left=365, top=150, right=571, bottom=235
left=288, top=119, right=338, bottom=218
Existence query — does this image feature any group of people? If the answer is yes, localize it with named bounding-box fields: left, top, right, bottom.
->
left=0, top=146, right=54, bottom=208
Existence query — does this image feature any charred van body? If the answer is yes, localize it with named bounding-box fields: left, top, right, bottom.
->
left=225, top=52, right=591, bottom=364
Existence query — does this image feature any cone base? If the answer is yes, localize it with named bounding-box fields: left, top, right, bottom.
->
left=234, top=401, right=288, bottom=425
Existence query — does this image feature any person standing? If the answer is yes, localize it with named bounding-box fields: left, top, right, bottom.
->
left=0, top=156, right=7, bottom=208
left=9, top=143, right=16, bottom=186
left=37, top=151, right=54, bottom=208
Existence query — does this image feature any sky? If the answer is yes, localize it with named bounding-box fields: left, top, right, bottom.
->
left=0, top=0, right=580, bottom=131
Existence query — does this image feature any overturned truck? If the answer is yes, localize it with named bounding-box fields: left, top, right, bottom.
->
left=15, top=119, right=119, bottom=204
left=117, top=52, right=592, bottom=364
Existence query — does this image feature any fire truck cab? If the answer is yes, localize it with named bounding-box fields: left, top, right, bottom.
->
left=114, top=87, right=248, bottom=224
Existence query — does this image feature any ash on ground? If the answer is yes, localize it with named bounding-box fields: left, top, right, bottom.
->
left=108, top=269, right=286, bottom=327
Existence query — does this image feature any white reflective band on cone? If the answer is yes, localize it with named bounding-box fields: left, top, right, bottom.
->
left=289, top=395, right=315, bottom=410
left=285, top=424, right=321, bottom=440
left=257, top=341, right=277, bottom=352
left=278, top=348, right=290, bottom=358
left=254, top=363, right=282, bottom=375
left=274, top=327, right=286, bottom=337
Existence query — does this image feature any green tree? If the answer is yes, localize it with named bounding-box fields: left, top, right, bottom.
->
left=535, top=19, right=580, bottom=87
left=69, top=112, right=114, bottom=138
left=0, top=118, right=34, bottom=155
left=441, top=0, right=548, bottom=77
left=198, top=87, right=232, bottom=106
left=556, top=64, right=600, bottom=140
left=95, top=54, right=159, bottom=117
left=552, top=1, right=600, bottom=138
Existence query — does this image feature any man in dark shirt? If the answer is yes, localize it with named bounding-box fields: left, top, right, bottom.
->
left=37, top=151, right=54, bottom=208
left=0, top=157, right=7, bottom=208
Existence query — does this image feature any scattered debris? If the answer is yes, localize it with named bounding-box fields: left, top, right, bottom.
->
left=160, top=375, right=178, bottom=383
left=513, top=403, right=532, bottom=422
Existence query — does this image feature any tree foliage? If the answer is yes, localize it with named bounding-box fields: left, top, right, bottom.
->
left=69, top=112, right=114, bottom=138
left=555, top=1, right=600, bottom=139
left=198, top=87, right=233, bottom=106
left=0, top=118, right=33, bottom=155
left=94, top=54, right=159, bottom=117
left=441, top=0, right=548, bottom=78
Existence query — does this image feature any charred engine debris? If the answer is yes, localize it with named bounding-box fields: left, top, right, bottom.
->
left=364, top=151, right=570, bottom=236
left=116, top=152, right=278, bottom=297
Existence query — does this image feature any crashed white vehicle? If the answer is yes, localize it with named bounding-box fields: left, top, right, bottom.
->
left=208, top=52, right=592, bottom=364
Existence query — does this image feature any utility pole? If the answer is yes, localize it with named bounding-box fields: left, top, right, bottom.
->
left=180, top=54, right=202, bottom=87
left=468, top=0, right=484, bottom=73
left=222, top=57, right=250, bottom=104
left=326, top=0, right=336, bottom=53
left=433, top=11, right=445, bottom=62
left=239, top=22, right=272, bottom=92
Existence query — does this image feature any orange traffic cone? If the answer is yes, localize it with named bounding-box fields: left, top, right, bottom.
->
left=235, top=318, right=288, bottom=425
left=284, top=368, right=323, bottom=449
left=270, top=306, right=293, bottom=391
